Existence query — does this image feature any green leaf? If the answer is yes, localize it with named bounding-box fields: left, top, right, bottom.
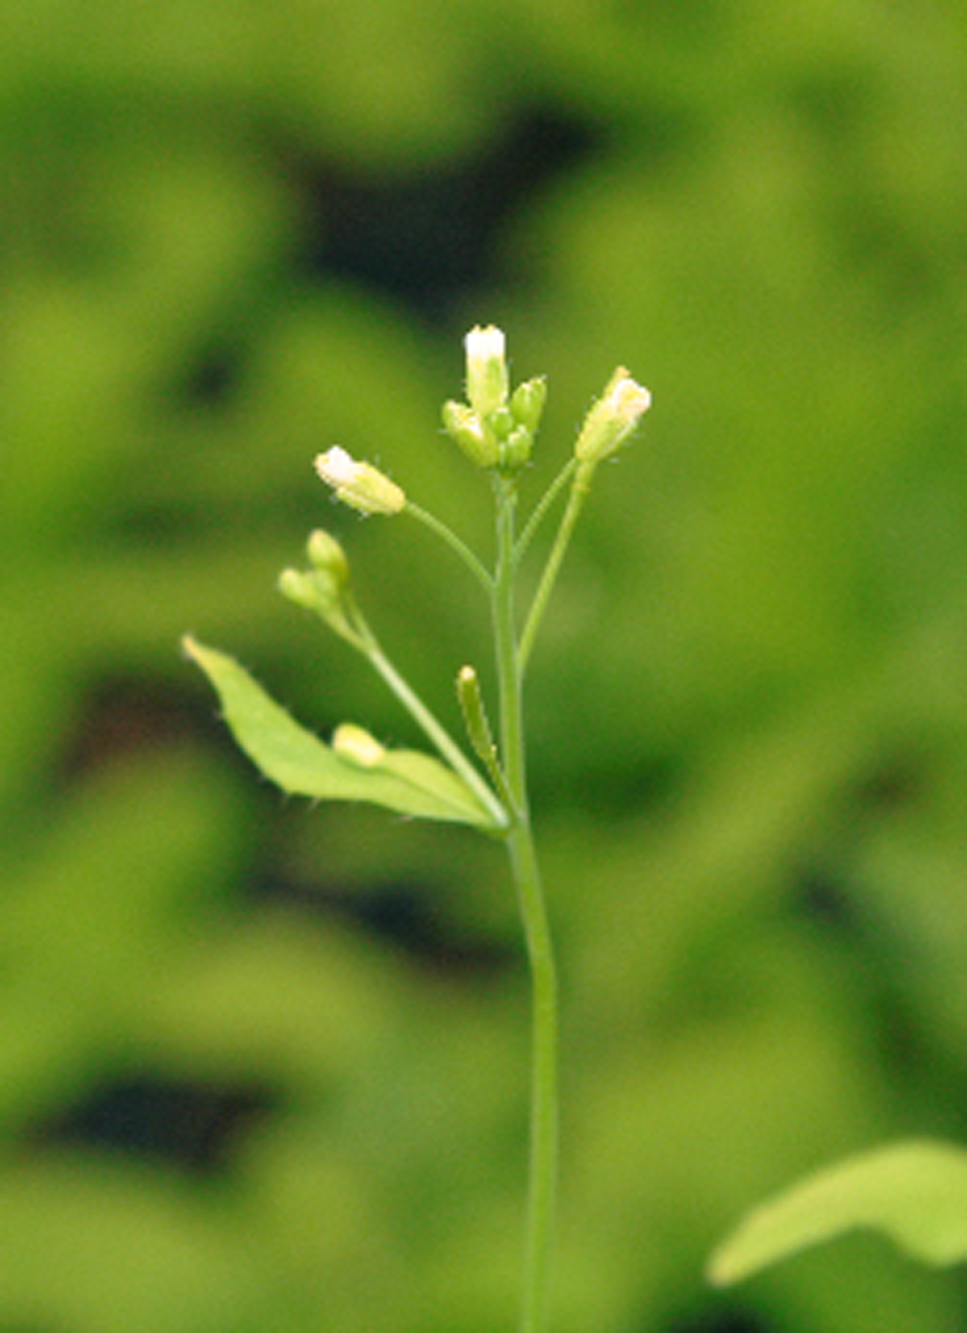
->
left=708, top=1139, right=967, bottom=1286
left=183, top=637, right=499, bottom=830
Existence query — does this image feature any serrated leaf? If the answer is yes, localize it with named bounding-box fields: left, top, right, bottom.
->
left=708, top=1139, right=967, bottom=1286
left=183, top=637, right=499, bottom=829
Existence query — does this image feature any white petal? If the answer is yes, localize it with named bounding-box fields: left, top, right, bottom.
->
left=315, top=446, right=360, bottom=488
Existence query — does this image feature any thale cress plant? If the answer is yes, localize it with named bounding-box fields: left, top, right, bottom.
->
left=186, top=326, right=651, bottom=1332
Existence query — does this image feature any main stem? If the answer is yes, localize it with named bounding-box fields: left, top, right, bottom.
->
left=493, top=475, right=559, bottom=1333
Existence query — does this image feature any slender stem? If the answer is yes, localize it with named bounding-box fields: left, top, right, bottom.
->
left=515, top=456, right=579, bottom=564
left=493, top=477, right=525, bottom=798
left=359, top=630, right=508, bottom=831
left=406, top=500, right=494, bottom=595
left=518, top=463, right=593, bottom=675
left=492, top=474, right=559, bottom=1333
left=508, top=818, right=558, bottom=1333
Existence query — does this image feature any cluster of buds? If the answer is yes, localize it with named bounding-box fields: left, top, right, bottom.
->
left=311, top=328, right=650, bottom=504
left=278, top=528, right=358, bottom=642
left=442, top=325, right=547, bottom=473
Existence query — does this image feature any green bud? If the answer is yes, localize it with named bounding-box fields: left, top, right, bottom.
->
left=510, top=377, right=546, bottom=432
left=332, top=723, right=386, bottom=768
left=442, top=400, right=499, bottom=468
left=489, top=406, right=515, bottom=441
left=574, top=368, right=652, bottom=465
left=278, top=567, right=333, bottom=612
left=464, top=325, right=509, bottom=419
left=314, top=447, right=406, bottom=515
left=279, top=559, right=355, bottom=640
left=307, top=529, right=349, bottom=582
left=499, top=425, right=534, bottom=472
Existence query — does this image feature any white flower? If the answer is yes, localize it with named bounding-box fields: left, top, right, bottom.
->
left=465, top=324, right=506, bottom=365
left=314, top=447, right=406, bottom=515
left=574, top=368, right=652, bottom=465
left=315, top=445, right=359, bottom=489
left=605, top=375, right=652, bottom=424
left=464, top=324, right=509, bottom=419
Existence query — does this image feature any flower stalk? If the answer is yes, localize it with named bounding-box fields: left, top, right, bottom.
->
left=491, top=470, right=559, bottom=1332
left=190, top=324, right=650, bottom=1333
left=307, top=334, right=649, bottom=1332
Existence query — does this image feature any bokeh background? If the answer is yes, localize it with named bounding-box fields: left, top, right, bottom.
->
left=4, top=2, right=967, bottom=1329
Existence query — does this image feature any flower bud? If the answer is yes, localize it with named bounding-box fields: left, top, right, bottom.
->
left=332, top=723, right=386, bottom=768
left=499, top=425, right=534, bottom=472
left=489, top=406, right=515, bottom=441
left=464, top=325, right=509, bottom=419
left=510, top=377, right=546, bottom=432
left=314, top=447, right=406, bottom=515
left=279, top=557, right=354, bottom=640
left=442, top=400, right=499, bottom=468
left=574, top=369, right=652, bottom=465
left=306, top=529, right=349, bottom=583
left=278, top=567, right=333, bottom=612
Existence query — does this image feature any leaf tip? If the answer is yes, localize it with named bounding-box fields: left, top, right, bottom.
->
left=182, top=634, right=218, bottom=673
left=705, top=1246, right=741, bottom=1289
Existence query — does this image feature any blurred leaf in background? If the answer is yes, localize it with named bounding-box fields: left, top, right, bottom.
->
left=3, top=0, right=967, bottom=1330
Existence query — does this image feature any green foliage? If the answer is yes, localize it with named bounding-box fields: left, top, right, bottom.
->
left=183, top=637, right=500, bottom=829
left=709, top=1140, right=967, bottom=1286
left=5, top=0, right=967, bottom=1329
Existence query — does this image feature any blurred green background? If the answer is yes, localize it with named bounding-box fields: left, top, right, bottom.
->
left=4, top=1, right=967, bottom=1329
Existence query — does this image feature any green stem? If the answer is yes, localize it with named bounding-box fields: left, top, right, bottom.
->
left=492, top=474, right=559, bottom=1333
left=406, top=500, right=494, bottom=595
left=509, top=818, right=558, bottom=1333
left=518, top=462, right=593, bottom=676
left=360, top=631, right=508, bottom=831
left=515, top=456, right=579, bottom=564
